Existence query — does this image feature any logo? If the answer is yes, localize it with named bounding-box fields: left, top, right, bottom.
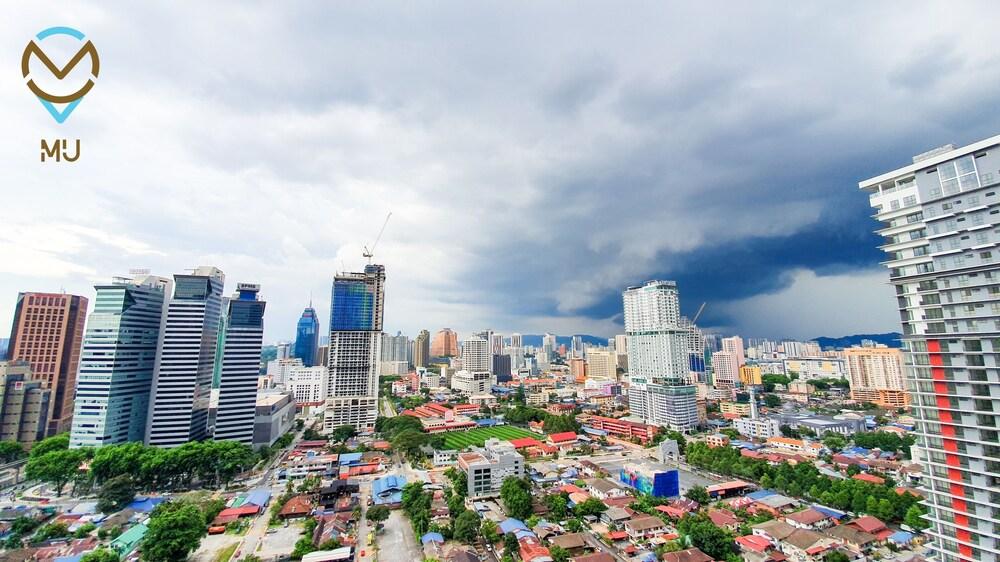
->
left=22, top=26, right=100, bottom=124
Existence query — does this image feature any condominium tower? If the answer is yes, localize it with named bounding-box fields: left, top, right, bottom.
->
left=861, top=135, right=1000, bottom=562
left=323, top=264, right=385, bottom=432
left=461, top=335, right=491, bottom=373
left=70, top=274, right=170, bottom=447
left=843, top=345, right=908, bottom=408
left=431, top=328, right=459, bottom=357
left=624, top=280, right=699, bottom=432
left=6, top=291, right=87, bottom=435
left=413, top=329, right=430, bottom=368
left=145, top=267, right=225, bottom=447
left=214, top=283, right=266, bottom=445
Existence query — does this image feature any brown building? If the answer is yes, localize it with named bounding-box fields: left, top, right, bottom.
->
left=431, top=328, right=459, bottom=357
left=0, top=361, right=51, bottom=447
left=6, top=292, right=87, bottom=435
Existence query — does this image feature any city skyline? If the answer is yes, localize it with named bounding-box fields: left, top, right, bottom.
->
left=9, top=4, right=1000, bottom=341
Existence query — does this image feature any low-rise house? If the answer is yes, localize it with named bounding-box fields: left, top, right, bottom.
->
left=601, top=506, right=631, bottom=527
left=548, top=432, right=579, bottom=451
left=705, top=433, right=730, bottom=448
left=780, top=529, right=837, bottom=562
left=852, top=472, right=886, bottom=485
left=784, top=508, right=833, bottom=530
left=279, top=495, right=314, bottom=519
left=847, top=515, right=892, bottom=542
left=660, top=548, right=714, bottom=562
left=752, top=519, right=796, bottom=546
left=824, top=525, right=877, bottom=552
left=765, top=437, right=823, bottom=457
left=520, top=536, right=554, bottom=562
left=707, top=508, right=739, bottom=531
left=571, top=553, right=615, bottom=562
left=624, top=515, right=666, bottom=540
left=549, top=532, right=589, bottom=555
left=736, top=534, right=782, bottom=562
left=585, top=478, right=628, bottom=500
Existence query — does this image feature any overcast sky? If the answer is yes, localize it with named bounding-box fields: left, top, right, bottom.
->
left=4, top=2, right=1000, bottom=343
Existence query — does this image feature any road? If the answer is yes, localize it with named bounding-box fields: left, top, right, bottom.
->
left=582, top=529, right=629, bottom=562
left=379, top=509, right=422, bottom=562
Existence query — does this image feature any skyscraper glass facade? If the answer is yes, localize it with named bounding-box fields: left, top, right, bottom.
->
left=294, top=306, right=320, bottom=367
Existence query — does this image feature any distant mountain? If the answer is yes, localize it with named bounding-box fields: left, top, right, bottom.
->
left=520, top=334, right=609, bottom=347
left=812, top=332, right=902, bottom=350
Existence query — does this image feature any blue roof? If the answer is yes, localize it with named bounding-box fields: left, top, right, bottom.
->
left=492, top=386, right=513, bottom=393
left=127, top=497, right=166, bottom=513
left=373, top=474, right=407, bottom=505
left=514, top=529, right=536, bottom=540
left=339, top=452, right=363, bottom=465
left=843, top=446, right=871, bottom=456
left=422, top=532, right=445, bottom=544
left=54, top=557, right=83, bottom=562
left=747, top=489, right=778, bottom=500
left=476, top=418, right=499, bottom=426
left=582, top=426, right=608, bottom=436
left=499, top=518, right=527, bottom=534
left=889, top=531, right=914, bottom=544
left=811, top=505, right=847, bottom=519
left=245, top=489, right=272, bottom=507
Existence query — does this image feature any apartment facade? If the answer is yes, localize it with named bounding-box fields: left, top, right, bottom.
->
left=0, top=361, right=51, bottom=447
left=844, top=345, right=909, bottom=408
left=457, top=437, right=524, bottom=498
left=6, top=291, right=87, bottom=435
left=70, top=274, right=169, bottom=447
left=861, top=135, right=1000, bottom=562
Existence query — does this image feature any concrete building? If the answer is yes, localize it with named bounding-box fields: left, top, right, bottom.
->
left=624, top=281, right=699, bottom=432
left=451, top=370, right=492, bottom=395
left=733, top=417, right=781, bottom=440
left=285, top=366, right=328, bottom=405
left=568, top=357, right=587, bottom=382
left=381, top=332, right=410, bottom=364
left=0, top=361, right=51, bottom=447
left=721, top=336, right=745, bottom=366
left=379, top=361, right=409, bottom=376
left=844, top=345, right=908, bottom=408
left=461, top=336, right=491, bottom=373
left=431, top=328, right=459, bottom=357
left=70, top=274, right=170, bottom=448
left=253, top=392, right=295, bottom=449
left=586, top=349, right=617, bottom=381
left=267, top=357, right=304, bottom=385
left=413, top=329, right=430, bottom=368
left=146, top=267, right=226, bottom=447
left=457, top=437, right=524, bottom=498
left=492, top=354, right=512, bottom=383
left=773, top=412, right=867, bottom=436
left=712, top=351, right=739, bottom=389
left=740, top=365, right=763, bottom=386
left=214, top=283, right=266, bottom=445
left=781, top=358, right=846, bottom=381
left=6, top=291, right=87, bottom=435
left=324, top=265, right=384, bottom=433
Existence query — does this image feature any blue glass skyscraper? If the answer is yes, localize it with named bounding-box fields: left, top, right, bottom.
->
left=294, top=304, right=320, bottom=367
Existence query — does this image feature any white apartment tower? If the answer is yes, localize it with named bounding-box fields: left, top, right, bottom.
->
left=324, top=264, right=385, bottom=433
left=461, top=335, right=491, bottom=373
left=213, top=283, right=266, bottom=446
left=862, top=135, right=1000, bottom=562
left=624, top=280, right=699, bottom=432
left=146, top=267, right=225, bottom=447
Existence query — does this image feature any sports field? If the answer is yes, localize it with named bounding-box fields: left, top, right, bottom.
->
left=441, top=425, right=537, bottom=449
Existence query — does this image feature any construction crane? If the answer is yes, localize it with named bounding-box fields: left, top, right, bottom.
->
left=691, top=302, right=707, bottom=324
left=363, top=212, right=392, bottom=264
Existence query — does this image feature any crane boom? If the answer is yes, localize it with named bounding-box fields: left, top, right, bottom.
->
left=363, top=212, right=393, bottom=263
left=691, top=302, right=707, bottom=324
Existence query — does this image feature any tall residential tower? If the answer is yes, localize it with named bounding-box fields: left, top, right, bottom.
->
left=862, top=135, right=1000, bottom=562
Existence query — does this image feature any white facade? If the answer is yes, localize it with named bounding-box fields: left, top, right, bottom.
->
left=733, top=417, right=782, bottom=439
left=712, top=351, right=739, bottom=389
left=286, top=366, right=328, bottom=404
left=458, top=438, right=524, bottom=498
left=461, top=336, right=491, bottom=373
left=451, top=370, right=492, bottom=394
left=721, top=336, right=745, bottom=366
left=267, top=357, right=304, bottom=385
left=781, top=358, right=846, bottom=381
left=586, top=349, right=617, bottom=381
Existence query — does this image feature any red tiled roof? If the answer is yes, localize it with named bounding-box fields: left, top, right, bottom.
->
left=549, top=432, right=578, bottom=443
left=736, top=535, right=772, bottom=553
left=853, top=473, right=886, bottom=485
left=279, top=495, right=313, bottom=517
left=785, top=508, right=827, bottom=525
left=510, top=437, right=545, bottom=449
left=850, top=515, right=888, bottom=534
left=606, top=530, right=628, bottom=540
left=707, top=509, right=738, bottom=526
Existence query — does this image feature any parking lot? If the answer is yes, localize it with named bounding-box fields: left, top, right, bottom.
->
left=259, top=520, right=304, bottom=559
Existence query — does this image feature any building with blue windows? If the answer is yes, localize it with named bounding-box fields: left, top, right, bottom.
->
left=214, top=283, right=267, bottom=445
left=294, top=305, right=320, bottom=367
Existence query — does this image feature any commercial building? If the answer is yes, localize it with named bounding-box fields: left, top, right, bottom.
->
left=582, top=415, right=658, bottom=443
left=285, top=366, right=328, bottom=405
left=451, top=370, right=492, bottom=395
left=146, top=267, right=226, bottom=447
left=739, top=365, right=763, bottom=386
left=720, top=401, right=752, bottom=417
left=70, top=274, right=169, bottom=448
left=460, top=336, right=490, bottom=373
left=568, top=357, right=587, bottom=382
left=456, top=437, right=524, bottom=498
left=861, top=136, right=1000, bottom=561
left=413, top=330, right=430, bottom=368
left=711, top=351, right=739, bottom=389
left=381, top=332, right=410, bottom=364
left=0, top=361, right=51, bottom=447
left=586, top=349, right=617, bottom=381
left=772, top=412, right=866, bottom=436
left=430, top=328, right=459, bottom=357
left=253, top=392, right=295, bottom=449
left=492, top=354, right=512, bottom=383
left=214, top=283, right=266, bottom=445
left=721, top=336, right=746, bottom=366
left=733, top=417, right=781, bottom=440
left=293, top=304, right=320, bottom=367
left=781, top=358, right=846, bottom=381
left=6, top=291, right=87, bottom=435
left=844, top=345, right=908, bottom=408
left=618, top=462, right=679, bottom=498
left=624, top=280, right=699, bottom=432
left=324, top=265, right=384, bottom=433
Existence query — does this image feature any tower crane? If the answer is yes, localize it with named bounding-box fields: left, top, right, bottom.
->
left=691, top=302, right=707, bottom=324
left=363, top=212, right=392, bottom=264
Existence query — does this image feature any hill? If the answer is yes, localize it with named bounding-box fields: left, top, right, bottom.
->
left=812, top=332, right=902, bottom=350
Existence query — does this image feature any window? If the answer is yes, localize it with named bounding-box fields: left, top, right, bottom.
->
left=977, top=232, right=989, bottom=244
left=903, top=195, right=917, bottom=206
left=939, top=155, right=980, bottom=194
left=891, top=200, right=901, bottom=210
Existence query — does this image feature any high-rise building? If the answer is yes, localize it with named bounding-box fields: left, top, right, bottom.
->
left=843, top=345, right=908, bottom=408
left=285, top=366, right=328, bottom=405
left=6, top=291, right=87, bottom=435
left=145, top=267, right=225, bottom=447
left=214, top=283, right=266, bottom=446
left=510, top=333, right=523, bottom=349
left=293, top=304, right=320, bottom=367
left=431, top=328, right=459, bottom=357
left=571, top=335, right=583, bottom=358
left=721, top=336, right=745, bottom=367
left=70, top=274, right=170, bottom=448
left=276, top=341, right=291, bottom=360
left=381, top=332, right=410, bottom=364
left=739, top=365, right=763, bottom=386
left=711, top=351, right=739, bottom=389
left=0, top=361, right=51, bottom=448
left=461, top=335, right=491, bottom=373
left=542, top=333, right=556, bottom=361
left=492, top=354, right=512, bottom=383
left=587, top=349, right=617, bottom=381
left=862, top=135, right=1000, bottom=562
left=623, top=280, right=698, bottom=432
left=324, top=264, right=384, bottom=432
left=491, top=333, right=504, bottom=356
left=414, top=329, right=430, bottom=368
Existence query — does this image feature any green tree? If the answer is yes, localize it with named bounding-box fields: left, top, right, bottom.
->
left=26, top=448, right=86, bottom=496
left=679, top=516, right=737, bottom=561
left=550, top=545, right=570, bottom=562
left=684, top=486, right=710, bottom=506
left=0, top=440, right=25, bottom=463
left=763, top=395, right=781, bottom=408
left=545, top=492, right=569, bottom=519
left=500, top=477, right=532, bottom=520
left=444, top=467, right=468, bottom=497
left=481, top=519, right=500, bottom=543
left=30, top=433, right=70, bottom=457
left=822, top=433, right=847, bottom=452
left=331, top=425, right=358, bottom=443
left=291, top=537, right=317, bottom=560
left=81, top=548, right=120, bottom=562
left=904, top=504, right=929, bottom=530
left=565, top=518, right=584, bottom=532
left=824, top=552, right=850, bottom=562
left=453, top=510, right=480, bottom=543
left=74, top=522, right=97, bottom=538
left=504, top=532, right=520, bottom=555
left=97, top=475, right=136, bottom=514
left=366, top=505, right=390, bottom=527
left=141, top=502, right=206, bottom=562
left=33, top=522, right=70, bottom=543
left=573, top=497, right=608, bottom=517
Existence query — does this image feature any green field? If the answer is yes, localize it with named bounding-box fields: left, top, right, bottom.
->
left=441, top=425, right=538, bottom=449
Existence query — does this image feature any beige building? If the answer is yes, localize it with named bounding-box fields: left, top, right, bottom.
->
left=0, top=361, right=51, bottom=448
left=712, top=351, right=739, bottom=388
left=586, top=349, right=617, bottom=381
left=844, top=345, right=908, bottom=408
left=739, top=365, right=762, bottom=385
left=568, top=357, right=587, bottom=382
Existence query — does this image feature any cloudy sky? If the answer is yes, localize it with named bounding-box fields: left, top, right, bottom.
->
left=3, top=2, right=1000, bottom=343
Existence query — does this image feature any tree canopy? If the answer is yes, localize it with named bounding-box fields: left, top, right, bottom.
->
left=500, top=477, right=533, bottom=520
left=141, top=501, right=206, bottom=562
